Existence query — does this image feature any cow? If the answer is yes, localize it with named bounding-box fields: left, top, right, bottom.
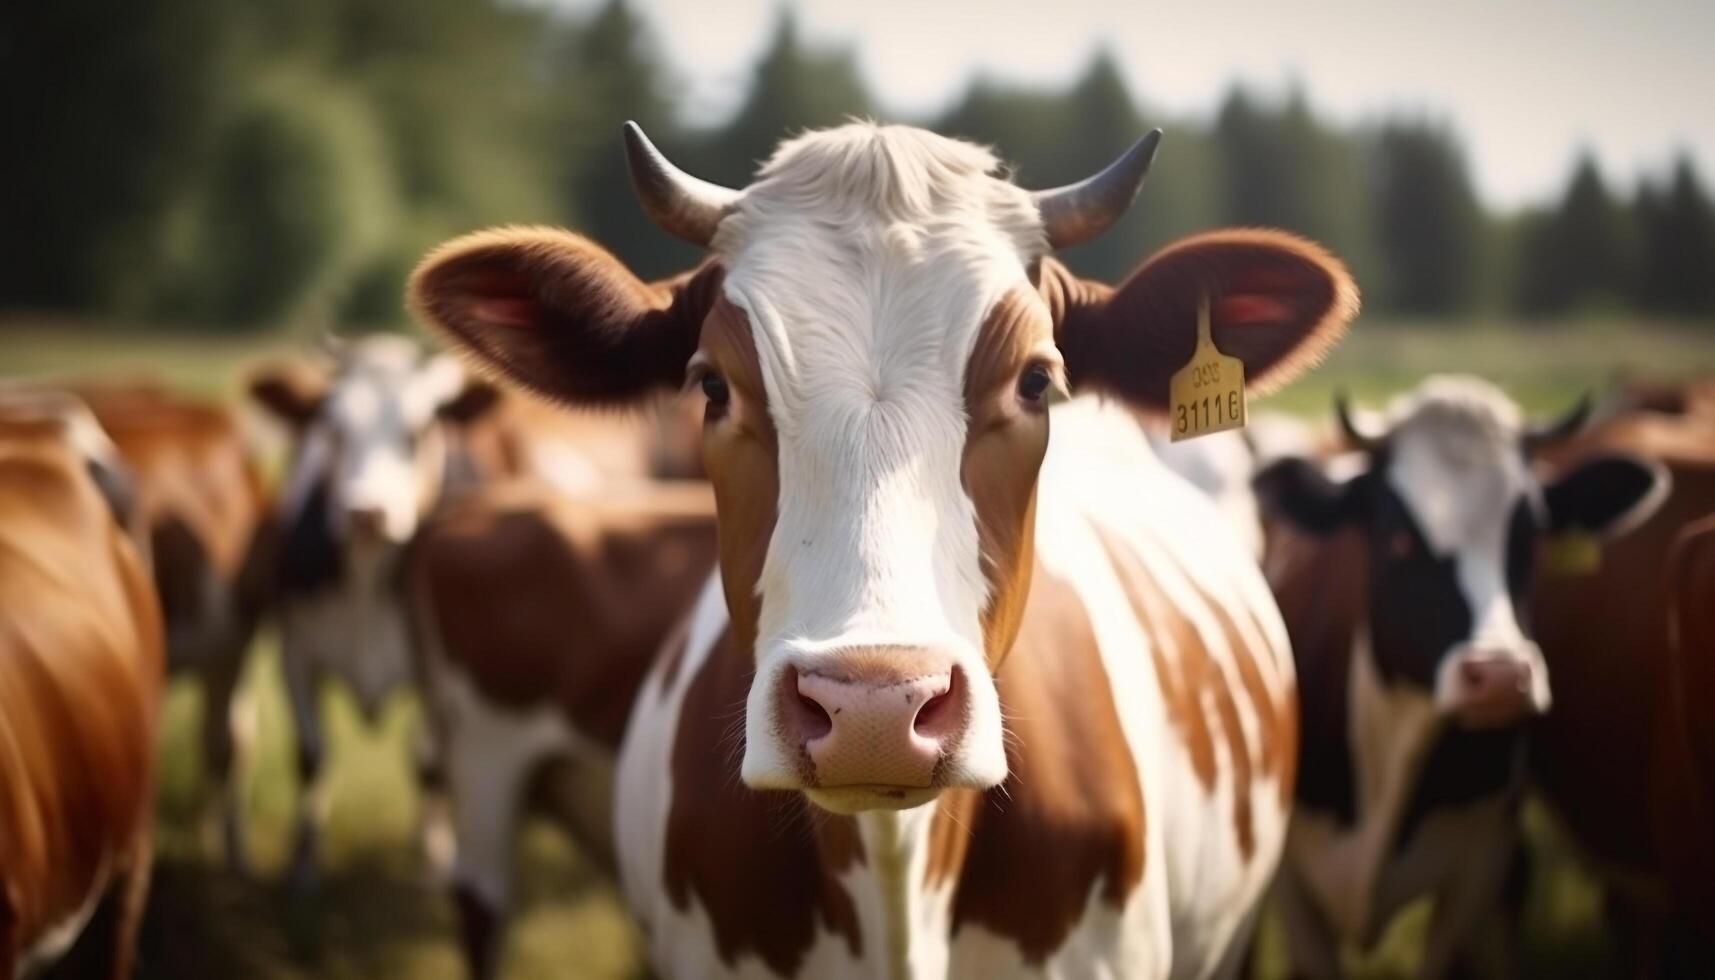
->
left=407, top=477, right=718, bottom=978
left=1253, top=375, right=1667, bottom=980
left=1527, top=383, right=1715, bottom=974
left=69, top=380, right=273, bottom=873
left=246, top=335, right=511, bottom=889
left=408, top=120, right=1363, bottom=978
left=0, top=393, right=165, bottom=978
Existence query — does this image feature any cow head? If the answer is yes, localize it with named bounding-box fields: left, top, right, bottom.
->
left=1257, top=376, right=1667, bottom=729
left=250, top=335, right=500, bottom=549
left=410, top=122, right=1358, bottom=814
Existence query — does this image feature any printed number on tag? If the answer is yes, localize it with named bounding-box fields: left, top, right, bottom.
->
left=1169, top=294, right=1247, bottom=442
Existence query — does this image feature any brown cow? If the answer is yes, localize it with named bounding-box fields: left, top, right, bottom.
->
left=407, top=478, right=717, bottom=979
left=1531, top=383, right=1715, bottom=973
left=0, top=397, right=164, bottom=978
left=70, top=380, right=273, bottom=872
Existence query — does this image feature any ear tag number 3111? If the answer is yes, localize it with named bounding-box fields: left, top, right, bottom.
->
left=1169, top=294, right=1247, bottom=442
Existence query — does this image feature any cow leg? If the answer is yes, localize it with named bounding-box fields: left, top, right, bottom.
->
left=284, top=646, right=327, bottom=894
left=1416, top=824, right=1515, bottom=980
left=414, top=719, right=457, bottom=880
left=1275, top=863, right=1344, bottom=980
left=106, top=815, right=156, bottom=980
left=447, top=731, right=539, bottom=980
left=200, top=636, right=253, bottom=877
left=1211, top=902, right=1264, bottom=980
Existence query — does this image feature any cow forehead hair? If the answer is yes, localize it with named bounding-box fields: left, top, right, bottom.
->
left=712, top=122, right=1047, bottom=266
left=1384, top=374, right=1526, bottom=467
left=1381, top=375, right=1539, bottom=551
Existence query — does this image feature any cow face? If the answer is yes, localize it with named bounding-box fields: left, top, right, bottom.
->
left=251, top=336, right=499, bottom=549
left=410, top=123, right=1358, bottom=813
left=1258, top=376, right=1666, bottom=729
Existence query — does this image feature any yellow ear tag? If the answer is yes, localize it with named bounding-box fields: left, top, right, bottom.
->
left=1546, top=529, right=1603, bottom=576
left=1169, top=293, right=1247, bottom=442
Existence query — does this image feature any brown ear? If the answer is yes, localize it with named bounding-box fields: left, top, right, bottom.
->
left=247, top=361, right=328, bottom=427
left=1043, top=228, right=1359, bottom=411
left=407, top=226, right=721, bottom=408
left=438, top=377, right=503, bottom=425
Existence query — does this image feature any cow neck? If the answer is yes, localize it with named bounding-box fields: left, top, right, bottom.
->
left=850, top=805, right=945, bottom=980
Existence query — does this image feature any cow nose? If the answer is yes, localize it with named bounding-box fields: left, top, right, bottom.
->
left=783, top=650, right=967, bottom=788
left=1455, top=656, right=1536, bottom=728
left=346, top=505, right=388, bottom=540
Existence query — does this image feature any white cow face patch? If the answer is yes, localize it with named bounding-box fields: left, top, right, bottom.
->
left=272, top=338, right=477, bottom=549
left=701, top=127, right=1049, bottom=808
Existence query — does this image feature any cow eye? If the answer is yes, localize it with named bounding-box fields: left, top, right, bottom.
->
left=1017, top=364, right=1052, bottom=404
left=700, top=372, right=730, bottom=408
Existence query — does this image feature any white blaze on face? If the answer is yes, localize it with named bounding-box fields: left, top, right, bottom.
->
left=1380, top=377, right=1552, bottom=716
left=716, top=126, right=1046, bottom=789
left=289, top=338, right=467, bottom=545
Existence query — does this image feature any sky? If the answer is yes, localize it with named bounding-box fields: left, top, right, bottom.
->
left=553, top=0, right=1714, bottom=210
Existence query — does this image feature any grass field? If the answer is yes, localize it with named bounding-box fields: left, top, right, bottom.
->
left=9, top=315, right=1711, bottom=979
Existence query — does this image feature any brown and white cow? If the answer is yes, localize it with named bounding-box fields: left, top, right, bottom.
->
left=407, top=478, right=717, bottom=978
left=410, top=121, right=1360, bottom=978
left=1254, top=376, right=1666, bottom=979
left=70, top=380, right=273, bottom=873
left=0, top=394, right=164, bottom=978
left=1528, top=384, right=1715, bottom=972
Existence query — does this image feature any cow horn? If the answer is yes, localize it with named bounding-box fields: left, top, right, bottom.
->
left=1032, top=129, right=1163, bottom=250
left=622, top=121, right=741, bottom=248
left=1335, top=390, right=1383, bottom=452
left=1523, top=392, right=1593, bottom=453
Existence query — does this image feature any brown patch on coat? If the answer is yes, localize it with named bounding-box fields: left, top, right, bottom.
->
left=662, top=626, right=864, bottom=973
left=695, top=298, right=780, bottom=657
left=73, top=383, right=272, bottom=663
left=415, top=480, right=717, bottom=749
left=0, top=416, right=164, bottom=976
left=961, top=287, right=1053, bottom=667
left=1099, top=533, right=1216, bottom=789
left=929, top=561, right=1145, bottom=963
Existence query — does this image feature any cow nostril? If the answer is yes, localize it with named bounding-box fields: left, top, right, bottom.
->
left=791, top=686, right=833, bottom=742
left=913, top=670, right=960, bottom=740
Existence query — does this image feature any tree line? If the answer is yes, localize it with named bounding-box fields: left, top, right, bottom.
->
left=3, top=0, right=1711, bottom=331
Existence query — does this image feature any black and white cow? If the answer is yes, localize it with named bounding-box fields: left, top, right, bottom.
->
left=248, top=335, right=502, bottom=888
left=1254, top=374, right=1667, bottom=979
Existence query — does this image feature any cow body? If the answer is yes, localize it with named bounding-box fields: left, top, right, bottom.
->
left=73, top=382, right=272, bottom=870
left=0, top=405, right=164, bottom=978
left=617, top=397, right=1295, bottom=979
left=1257, top=376, right=1665, bottom=979
left=408, top=478, right=718, bottom=978
left=1529, top=394, right=1715, bottom=966
left=413, top=122, right=1362, bottom=978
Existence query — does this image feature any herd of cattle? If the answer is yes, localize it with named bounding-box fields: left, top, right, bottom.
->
left=2, top=122, right=1712, bottom=980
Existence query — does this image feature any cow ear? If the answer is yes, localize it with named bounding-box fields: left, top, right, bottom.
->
left=248, top=361, right=328, bottom=427
left=1044, top=229, right=1359, bottom=411
left=1545, top=454, right=1669, bottom=539
left=438, top=377, right=503, bottom=425
left=408, top=226, right=721, bottom=408
left=1254, top=457, right=1369, bottom=535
